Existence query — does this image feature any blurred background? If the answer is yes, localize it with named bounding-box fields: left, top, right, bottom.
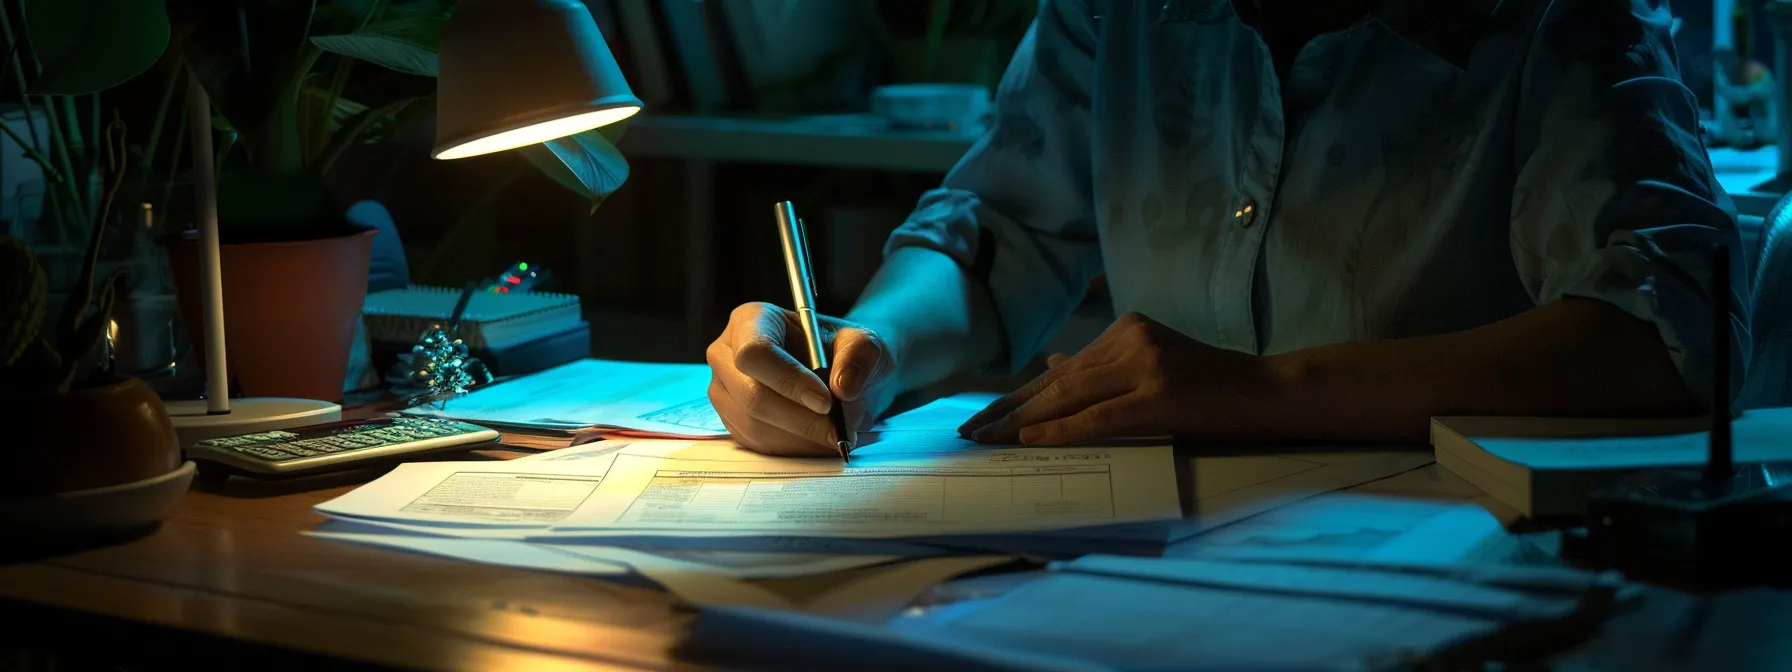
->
left=0, top=0, right=1779, bottom=391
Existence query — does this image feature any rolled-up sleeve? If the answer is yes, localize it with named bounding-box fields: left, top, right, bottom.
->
left=1509, top=0, right=1749, bottom=409
left=883, top=0, right=1102, bottom=374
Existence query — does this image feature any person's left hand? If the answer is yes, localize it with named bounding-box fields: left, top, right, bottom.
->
left=957, top=312, right=1283, bottom=445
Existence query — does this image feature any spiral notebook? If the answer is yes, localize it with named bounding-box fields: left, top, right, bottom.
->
left=363, top=286, right=582, bottom=349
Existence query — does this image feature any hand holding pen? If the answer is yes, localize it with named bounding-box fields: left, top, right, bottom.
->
left=702, top=204, right=901, bottom=458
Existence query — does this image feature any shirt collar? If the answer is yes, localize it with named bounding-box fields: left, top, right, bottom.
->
left=1221, top=0, right=1504, bottom=69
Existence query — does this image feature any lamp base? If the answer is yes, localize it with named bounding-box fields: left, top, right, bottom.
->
left=165, top=398, right=343, bottom=446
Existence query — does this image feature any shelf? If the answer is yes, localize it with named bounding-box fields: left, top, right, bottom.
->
left=619, top=113, right=979, bottom=173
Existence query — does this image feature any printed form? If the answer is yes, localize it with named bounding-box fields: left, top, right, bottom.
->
left=553, top=446, right=1180, bottom=536
left=314, top=440, right=743, bottom=527
left=317, top=438, right=1181, bottom=538
left=316, top=458, right=616, bottom=526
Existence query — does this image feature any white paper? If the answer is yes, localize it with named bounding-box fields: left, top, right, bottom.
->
left=551, top=445, right=1181, bottom=537
left=320, top=511, right=977, bottom=562
left=307, top=530, right=634, bottom=574
left=510, top=438, right=758, bottom=463
left=1172, top=494, right=1508, bottom=564
left=797, top=555, right=1015, bottom=623
left=314, top=440, right=767, bottom=527
left=1467, top=406, right=1792, bottom=470
left=690, top=605, right=1105, bottom=672
left=1058, top=555, right=1589, bottom=620
left=881, top=554, right=1616, bottom=671
left=404, top=358, right=728, bottom=436
left=1167, top=450, right=1440, bottom=539
left=306, top=527, right=903, bottom=579
left=314, top=437, right=1177, bottom=552
left=645, top=555, right=1014, bottom=623
left=306, top=527, right=1011, bottom=621
left=912, top=570, right=1510, bottom=670
left=314, top=456, right=622, bottom=526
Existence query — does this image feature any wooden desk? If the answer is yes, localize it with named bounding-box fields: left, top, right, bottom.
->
left=0, top=478, right=690, bottom=671
left=6, top=450, right=1784, bottom=670
left=0, top=445, right=1441, bottom=670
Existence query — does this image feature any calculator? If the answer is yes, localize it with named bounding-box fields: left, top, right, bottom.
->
left=188, top=416, right=501, bottom=480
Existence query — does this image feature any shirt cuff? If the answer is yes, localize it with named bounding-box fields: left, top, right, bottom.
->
left=885, top=189, right=1094, bottom=375
left=1541, top=229, right=1748, bottom=412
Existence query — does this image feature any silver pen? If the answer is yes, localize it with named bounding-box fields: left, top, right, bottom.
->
left=773, top=201, right=853, bottom=462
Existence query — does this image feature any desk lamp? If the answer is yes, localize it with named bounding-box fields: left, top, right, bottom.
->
left=167, top=0, right=638, bottom=443
left=163, top=75, right=343, bottom=446
left=431, top=0, right=642, bottom=161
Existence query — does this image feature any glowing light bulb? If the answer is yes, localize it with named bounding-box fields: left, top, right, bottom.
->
left=434, top=107, right=639, bottom=160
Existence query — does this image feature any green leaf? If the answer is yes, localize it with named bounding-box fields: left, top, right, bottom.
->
left=299, top=84, right=372, bottom=124
left=310, top=16, right=445, bottom=77
left=210, top=107, right=236, bottom=133
left=169, top=0, right=319, bottom=138
left=0, top=237, right=48, bottom=367
left=517, top=126, right=630, bottom=212
left=23, top=0, right=171, bottom=94
left=332, top=96, right=371, bottom=121
left=315, top=96, right=420, bottom=175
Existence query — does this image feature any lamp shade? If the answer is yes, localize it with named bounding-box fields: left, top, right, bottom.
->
left=433, top=0, right=642, bottom=160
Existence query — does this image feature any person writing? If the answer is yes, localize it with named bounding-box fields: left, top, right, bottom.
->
left=706, top=0, right=1748, bottom=456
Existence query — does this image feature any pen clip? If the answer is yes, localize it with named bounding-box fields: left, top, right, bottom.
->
left=795, top=218, right=821, bottom=300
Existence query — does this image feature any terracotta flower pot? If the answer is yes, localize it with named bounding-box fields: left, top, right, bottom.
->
left=2, top=377, right=181, bottom=497
left=166, top=228, right=377, bottom=402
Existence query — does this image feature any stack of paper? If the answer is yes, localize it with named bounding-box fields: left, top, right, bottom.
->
left=1431, top=410, right=1792, bottom=517
left=315, top=437, right=1186, bottom=555
left=324, top=390, right=1449, bottom=623
left=309, top=429, right=1182, bottom=617
left=682, top=555, right=1629, bottom=671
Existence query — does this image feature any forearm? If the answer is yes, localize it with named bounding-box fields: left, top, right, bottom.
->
left=845, top=247, right=1003, bottom=396
left=1266, top=299, right=1701, bottom=443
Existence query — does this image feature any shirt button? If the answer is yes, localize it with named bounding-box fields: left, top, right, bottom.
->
left=1233, top=202, right=1257, bottom=229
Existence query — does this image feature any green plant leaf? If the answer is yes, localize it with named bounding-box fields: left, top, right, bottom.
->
left=23, top=0, right=171, bottom=94
left=517, top=125, right=630, bottom=212
left=332, top=95, right=371, bottom=121
left=0, top=237, right=48, bottom=367
left=299, top=84, right=372, bottom=126
left=315, top=96, right=420, bottom=175
left=310, top=16, right=445, bottom=77
left=169, top=0, right=319, bottom=140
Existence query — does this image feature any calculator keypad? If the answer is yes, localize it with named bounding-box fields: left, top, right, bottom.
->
left=197, top=417, right=491, bottom=462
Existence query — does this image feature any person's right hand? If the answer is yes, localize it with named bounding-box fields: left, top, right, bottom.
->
left=706, top=302, right=900, bottom=456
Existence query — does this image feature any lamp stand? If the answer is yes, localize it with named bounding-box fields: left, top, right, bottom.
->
left=164, top=71, right=339, bottom=446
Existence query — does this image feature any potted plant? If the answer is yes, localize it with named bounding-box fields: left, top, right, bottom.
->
left=152, top=0, right=628, bottom=402
left=0, top=4, right=187, bottom=531
left=2, top=218, right=182, bottom=505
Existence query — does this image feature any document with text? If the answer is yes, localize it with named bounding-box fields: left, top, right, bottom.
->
left=552, top=445, right=1180, bottom=537
left=314, top=440, right=749, bottom=527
